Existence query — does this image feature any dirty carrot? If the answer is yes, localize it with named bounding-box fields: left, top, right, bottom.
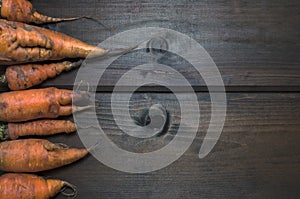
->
left=1, top=0, right=83, bottom=24
left=0, top=119, right=76, bottom=140
left=0, top=0, right=106, bottom=25
left=0, top=19, right=125, bottom=65
left=0, top=87, right=91, bottom=122
left=0, top=139, right=89, bottom=172
left=0, top=60, right=83, bottom=90
left=0, top=173, right=77, bottom=198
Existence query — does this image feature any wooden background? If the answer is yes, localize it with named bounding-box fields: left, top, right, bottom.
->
left=1, top=0, right=300, bottom=198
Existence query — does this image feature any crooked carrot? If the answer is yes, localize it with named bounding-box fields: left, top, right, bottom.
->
left=0, top=87, right=91, bottom=122
left=0, top=139, right=89, bottom=172
left=0, top=173, right=77, bottom=198
left=0, top=119, right=76, bottom=140
left=0, top=60, right=83, bottom=90
left=0, top=19, right=125, bottom=65
left=1, top=0, right=86, bottom=24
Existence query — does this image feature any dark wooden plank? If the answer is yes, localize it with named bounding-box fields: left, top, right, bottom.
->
left=26, top=92, right=300, bottom=199
left=2, top=0, right=298, bottom=91
left=0, top=1, right=299, bottom=198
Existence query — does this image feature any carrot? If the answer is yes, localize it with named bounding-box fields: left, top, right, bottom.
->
left=0, top=60, right=83, bottom=90
left=1, top=0, right=84, bottom=24
left=0, top=19, right=119, bottom=65
left=0, top=119, right=76, bottom=140
left=0, top=0, right=106, bottom=26
left=0, top=87, right=91, bottom=122
left=0, top=173, right=77, bottom=198
left=0, top=139, right=89, bottom=172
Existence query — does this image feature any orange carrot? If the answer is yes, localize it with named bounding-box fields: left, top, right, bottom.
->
left=0, top=19, right=113, bottom=65
left=1, top=0, right=83, bottom=24
left=0, top=60, right=83, bottom=90
left=0, top=119, right=76, bottom=140
left=0, top=139, right=89, bottom=172
left=0, top=87, right=91, bottom=122
left=0, top=173, right=77, bottom=198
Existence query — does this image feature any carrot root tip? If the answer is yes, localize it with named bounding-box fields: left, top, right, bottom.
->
left=74, top=80, right=91, bottom=94
left=61, top=181, right=78, bottom=198
left=54, top=143, right=70, bottom=150
left=70, top=60, right=84, bottom=70
left=0, top=122, right=9, bottom=141
left=79, top=16, right=110, bottom=29
left=87, top=142, right=100, bottom=152
left=105, top=45, right=138, bottom=57
left=73, top=89, right=92, bottom=103
left=73, top=105, right=94, bottom=113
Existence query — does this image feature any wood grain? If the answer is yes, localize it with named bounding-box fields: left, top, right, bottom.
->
left=0, top=0, right=299, bottom=198
left=27, top=92, right=300, bottom=199
left=2, top=0, right=299, bottom=91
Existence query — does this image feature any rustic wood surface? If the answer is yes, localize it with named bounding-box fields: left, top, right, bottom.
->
left=43, top=93, right=300, bottom=199
left=0, top=0, right=299, bottom=91
left=0, top=0, right=300, bottom=198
